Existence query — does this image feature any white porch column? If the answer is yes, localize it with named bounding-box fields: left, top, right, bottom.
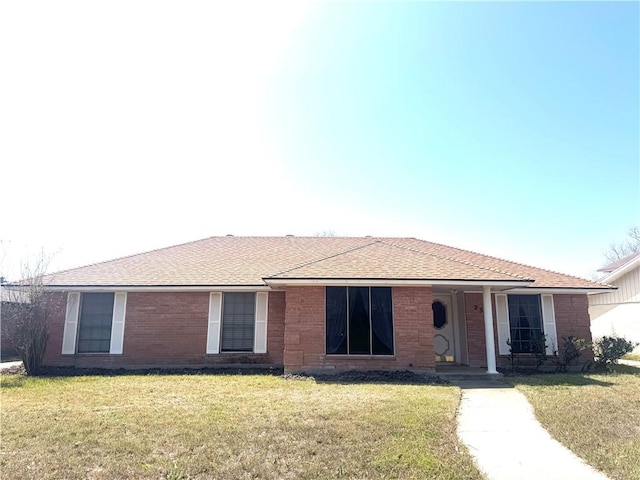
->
left=482, top=286, right=498, bottom=374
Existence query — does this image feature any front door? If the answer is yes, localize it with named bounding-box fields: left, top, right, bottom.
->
left=433, top=295, right=456, bottom=362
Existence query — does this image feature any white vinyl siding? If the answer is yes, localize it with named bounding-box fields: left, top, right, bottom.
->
left=589, top=267, right=640, bottom=306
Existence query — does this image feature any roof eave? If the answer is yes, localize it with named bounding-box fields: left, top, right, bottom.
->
left=262, top=278, right=534, bottom=287
left=507, top=286, right=617, bottom=294
left=43, top=284, right=270, bottom=292
left=599, top=256, right=640, bottom=285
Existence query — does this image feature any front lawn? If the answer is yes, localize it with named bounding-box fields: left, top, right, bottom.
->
left=0, top=372, right=481, bottom=480
left=508, top=364, right=640, bottom=480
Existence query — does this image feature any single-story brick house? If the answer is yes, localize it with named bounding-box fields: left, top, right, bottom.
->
left=38, top=236, right=611, bottom=373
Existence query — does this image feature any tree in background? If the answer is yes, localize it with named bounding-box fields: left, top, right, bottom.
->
left=604, top=226, right=640, bottom=264
left=1, top=252, right=61, bottom=375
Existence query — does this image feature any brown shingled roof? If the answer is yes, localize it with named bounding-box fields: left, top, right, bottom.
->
left=44, top=236, right=609, bottom=289
left=266, top=240, right=529, bottom=282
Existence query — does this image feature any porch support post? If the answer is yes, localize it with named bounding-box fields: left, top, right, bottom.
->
left=482, top=286, right=498, bottom=374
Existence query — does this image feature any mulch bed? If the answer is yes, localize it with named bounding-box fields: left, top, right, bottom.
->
left=0, top=364, right=26, bottom=375
left=285, top=370, right=450, bottom=385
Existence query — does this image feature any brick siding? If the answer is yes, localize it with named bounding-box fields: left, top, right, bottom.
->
left=553, top=294, right=594, bottom=362
left=464, top=292, right=594, bottom=368
left=464, top=293, right=489, bottom=368
left=42, top=288, right=592, bottom=371
left=43, top=291, right=286, bottom=368
left=283, top=286, right=435, bottom=373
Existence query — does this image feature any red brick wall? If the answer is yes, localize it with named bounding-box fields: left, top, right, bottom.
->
left=266, top=291, right=286, bottom=365
left=42, top=292, right=70, bottom=365
left=464, top=292, right=594, bottom=368
left=43, top=291, right=286, bottom=368
left=464, top=293, right=489, bottom=368
left=553, top=294, right=594, bottom=362
left=283, top=286, right=435, bottom=373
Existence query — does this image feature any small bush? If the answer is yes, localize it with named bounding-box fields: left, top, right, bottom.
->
left=593, top=336, right=639, bottom=370
left=555, top=336, right=591, bottom=372
left=507, top=333, right=549, bottom=372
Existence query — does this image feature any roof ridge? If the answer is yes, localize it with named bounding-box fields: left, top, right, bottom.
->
left=266, top=239, right=380, bottom=277
left=378, top=240, right=530, bottom=280
left=404, top=237, right=605, bottom=286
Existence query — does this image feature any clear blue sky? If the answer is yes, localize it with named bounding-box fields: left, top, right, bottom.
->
left=1, top=1, right=638, bottom=280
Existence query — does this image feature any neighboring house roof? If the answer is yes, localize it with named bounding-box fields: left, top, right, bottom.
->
left=42, top=236, right=609, bottom=290
left=0, top=286, right=30, bottom=304
left=597, top=252, right=640, bottom=273
left=596, top=252, right=640, bottom=284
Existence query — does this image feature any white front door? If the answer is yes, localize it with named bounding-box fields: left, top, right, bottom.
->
left=433, top=295, right=456, bottom=362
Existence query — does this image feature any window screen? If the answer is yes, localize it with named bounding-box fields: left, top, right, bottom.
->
left=326, top=287, right=393, bottom=356
left=221, top=292, right=255, bottom=352
left=326, top=287, right=347, bottom=354
left=77, top=292, right=114, bottom=353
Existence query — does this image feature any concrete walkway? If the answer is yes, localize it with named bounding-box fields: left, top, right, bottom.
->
left=457, top=381, right=610, bottom=480
left=0, top=360, right=23, bottom=371
left=619, top=359, right=640, bottom=368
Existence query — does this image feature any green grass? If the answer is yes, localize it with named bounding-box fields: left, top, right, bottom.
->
left=0, top=373, right=481, bottom=480
left=507, top=364, right=640, bottom=480
left=623, top=353, right=640, bottom=362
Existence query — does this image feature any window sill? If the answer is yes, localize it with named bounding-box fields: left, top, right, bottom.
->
left=498, top=354, right=558, bottom=357
left=68, top=352, right=121, bottom=356
left=324, top=355, right=396, bottom=359
left=206, top=352, right=259, bottom=355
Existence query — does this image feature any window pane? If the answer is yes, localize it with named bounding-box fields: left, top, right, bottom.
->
left=326, top=287, right=347, bottom=354
left=508, top=295, right=543, bottom=354
left=77, top=293, right=114, bottom=353
left=221, top=292, right=255, bottom=352
left=432, top=301, right=447, bottom=329
left=371, top=287, right=393, bottom=355
left=349, top=287, right=370, bottom=354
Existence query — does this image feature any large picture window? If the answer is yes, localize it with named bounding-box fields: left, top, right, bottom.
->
left=507, top=295, right=543, bottom=354
left=326, top=287, right=394, bottom=355
left=77, top=292, right=114, bottom=353
left=221, top=292, right=255, bottom=352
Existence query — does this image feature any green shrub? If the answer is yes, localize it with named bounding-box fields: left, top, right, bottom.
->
left=555, top=336, right=591, bottom=372
left=593, top=336, right=639, bottom=370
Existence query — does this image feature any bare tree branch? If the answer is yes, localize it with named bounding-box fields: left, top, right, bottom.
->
left=603, top=227, right=640, bottom=264
left=1, top=250, right=61, bottom=375
left=314, top=230, right=337, bottom=237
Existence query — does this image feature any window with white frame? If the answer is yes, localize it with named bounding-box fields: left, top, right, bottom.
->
left=496, top=293, right=557, bottom=356
left=77, top=293, right=114, bottom=353
left=325, top=286, right=394, bottom=355
left=206, top=291, right=268, bottom=355
left=62, top=291, right=127, bottom=355
left=220, top=292, right=256, bottom=352
left=507, top=295, right=544, bottom=354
